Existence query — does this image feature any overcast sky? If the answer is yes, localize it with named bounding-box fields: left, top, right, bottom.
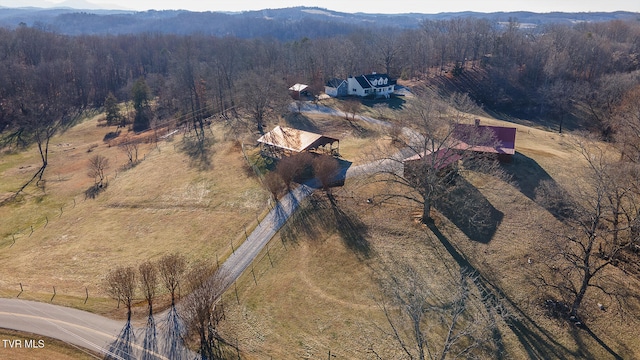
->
left=36, top=0, right=640, bottom=13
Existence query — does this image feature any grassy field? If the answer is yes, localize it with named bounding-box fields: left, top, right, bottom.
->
left=0, top=109, right=389, bottom=316
left=2, top=101, right=639, bottom=359
left=218, top=113, right=640, bottom=359
left=0, top=115, right=270, bottom=314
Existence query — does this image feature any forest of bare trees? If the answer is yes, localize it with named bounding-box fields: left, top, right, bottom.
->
left=2, top=17, right=640, bottom=148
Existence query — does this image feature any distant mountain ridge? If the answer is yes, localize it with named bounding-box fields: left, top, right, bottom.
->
left=0, top=6, right=638, bottom=40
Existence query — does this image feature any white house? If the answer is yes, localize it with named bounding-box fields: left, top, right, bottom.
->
left=325, top=73, right=396, bottom=98
left=347, top=73, right=396, bottom=98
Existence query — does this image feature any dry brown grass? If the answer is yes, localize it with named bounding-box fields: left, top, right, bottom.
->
left=220, top=195, right=443, bottom=359
left=0, top=329, right=100, bottom=360
left=218, top=116, right=640, bottom=359
left=0, top=116, right=269, bottom=314
left=3, top=105, right=640, bottom=359
left=282, top=110, right=388, bottom=165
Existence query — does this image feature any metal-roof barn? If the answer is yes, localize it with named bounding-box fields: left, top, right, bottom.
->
left=257, top=126, right=339, bottom=158
left=451, top=120, right=517, bottom=162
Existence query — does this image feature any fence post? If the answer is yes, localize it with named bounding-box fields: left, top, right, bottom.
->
left=51, top=286, right=56, bottom=302
left=17, top=283, right=23, bottom=298
left=267, top=244, right=274, bottom=268
left=234, top=281, right=240, bottom=305
left=251, top=266, right=257, bottom=285
left=85, top=287, right=89, bottom=304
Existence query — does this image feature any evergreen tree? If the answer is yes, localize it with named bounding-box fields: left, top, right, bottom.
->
left=104, top=92, right=123, bottom=127
left=132, top=77, right=151, bottom=132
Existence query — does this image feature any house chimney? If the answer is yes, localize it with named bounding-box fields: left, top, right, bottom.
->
left=475, top=118, right=481, bottom=126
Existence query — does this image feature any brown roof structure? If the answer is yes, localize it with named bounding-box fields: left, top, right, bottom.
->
left=257, top=126, right=339, bottom=154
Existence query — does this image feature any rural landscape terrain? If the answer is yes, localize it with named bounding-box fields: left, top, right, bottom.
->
left=1, top=4, right=640, bottom=360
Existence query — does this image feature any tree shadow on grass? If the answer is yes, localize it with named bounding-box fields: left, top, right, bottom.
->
left=327, top=193, right=371, bottom=258
left=280, top=192, right=371, bottom=259
left=179, top=134, right=214, bottom=171
left=330, top=158, right=353, bottom=188
left=436, top=176, right=503, bottom=244
left=284, top=112, right=321, bottom=133
left=360, top=95, right=406, bottom=110
left=503, top=152, right=574, bottom=221
left=426, top=222, right=623, bottom=360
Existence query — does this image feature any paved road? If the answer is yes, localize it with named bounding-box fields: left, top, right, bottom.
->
left=0, top=298, right=132, bottom=358
left=0, top=298, right=195, bottom=359
left=217, top=182, right=315, bottom=291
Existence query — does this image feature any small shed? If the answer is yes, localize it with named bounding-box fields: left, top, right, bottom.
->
left=258, top=126, right=339, bottom=159
left=451, top=120, right=517, bottom=162
left=289, top=83, right=309, bottom=100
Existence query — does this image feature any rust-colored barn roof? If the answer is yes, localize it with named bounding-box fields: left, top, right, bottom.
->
left=451, top=122, right=516, bottom=155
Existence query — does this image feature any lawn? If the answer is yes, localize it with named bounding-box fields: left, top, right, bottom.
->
left=218, top=114, right=640, bottom=359
left=2, top=104, right=639, bottom=359
left=0, top=115, right=270, bottom=315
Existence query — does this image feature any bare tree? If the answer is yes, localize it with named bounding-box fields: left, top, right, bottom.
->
left=312, top=154, right=340, bottom=192
left=139, top=260, right=158, bottom=315
left=87, top=154, right=109, bottom=186
left=371, top=90, right=505, bottom=223
left=236, top=69, right=287, bottom=134
left=376, top=263, right=504, bottom=360
left=275, top=152, right=314, bottom=191
left=180, top=263, right=230, bottom=360
left=2, top=61, right=79, bottom=202
left=263, top=171, right=285, bottom=200
left=339, top=99, right=360, bottom=124
left=535, top=139, right=640, bottom=319
left=158, top=253, right=187, bottom=306
left=612, top=85, right=640, bottom=162
left=106, top=266, right=137, bottom=321
left=119, top=140, right=140, bottom=165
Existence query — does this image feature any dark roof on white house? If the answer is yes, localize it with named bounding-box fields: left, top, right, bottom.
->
left=326, top=78, right=346, bottom=88
left=351, top=73, right=396, bottom=89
